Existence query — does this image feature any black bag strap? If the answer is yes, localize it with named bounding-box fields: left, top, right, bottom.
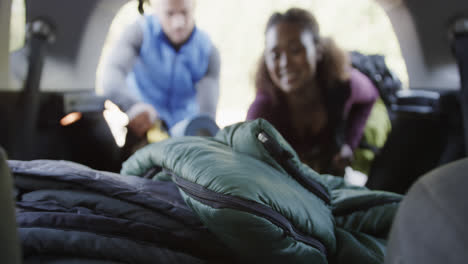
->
left=452, top=18, right=468, bottom=156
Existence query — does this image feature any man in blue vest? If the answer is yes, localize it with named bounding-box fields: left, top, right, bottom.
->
left=99, top=0, right=220, bottom=138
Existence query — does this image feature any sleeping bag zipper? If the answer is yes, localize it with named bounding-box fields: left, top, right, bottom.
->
left=173, top=173, right=327, bottom=256
left=257, top=132, right=331, bottom=205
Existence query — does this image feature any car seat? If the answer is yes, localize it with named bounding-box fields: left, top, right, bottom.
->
left=385, top=157, right=468, bottom=263
left=0, top=147, right=22, bottom=264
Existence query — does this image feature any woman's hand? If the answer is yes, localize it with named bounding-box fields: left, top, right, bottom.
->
left=331, top=144, right=353, bottom=176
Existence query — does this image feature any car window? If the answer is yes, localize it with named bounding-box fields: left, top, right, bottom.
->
left=99, top=0, right=408, bottom=128
left=9, top=0, right=25, bottom=52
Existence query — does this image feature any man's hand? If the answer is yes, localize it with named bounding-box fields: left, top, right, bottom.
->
left=126, top=103, right=158, bottom=138
left=128, top=111, right=153, bottom=138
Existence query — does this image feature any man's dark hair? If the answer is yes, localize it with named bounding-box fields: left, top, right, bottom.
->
left=138, top=0, right=148, bottom=15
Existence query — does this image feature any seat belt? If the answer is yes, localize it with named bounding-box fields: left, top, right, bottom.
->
left=452, top=18, right=468, bottom=156
left=11, top=19, right=55, bottom=159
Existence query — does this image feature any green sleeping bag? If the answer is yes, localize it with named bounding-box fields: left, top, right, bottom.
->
left=122, top=119, right=401, bottom=264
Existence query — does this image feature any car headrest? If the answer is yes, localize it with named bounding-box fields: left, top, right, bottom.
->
left=385, top=158, right=468, bottom=264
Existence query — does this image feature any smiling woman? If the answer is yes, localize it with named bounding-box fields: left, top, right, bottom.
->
left=246, top=8, right=380, bottom=176
left=97, top=0, right=407, bottom=128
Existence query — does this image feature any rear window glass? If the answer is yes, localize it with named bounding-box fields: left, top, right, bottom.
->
left=9, top=0, right=25, bottom=52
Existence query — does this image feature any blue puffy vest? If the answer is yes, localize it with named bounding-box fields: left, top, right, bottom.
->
left=127, top=15, right=213, bottom=128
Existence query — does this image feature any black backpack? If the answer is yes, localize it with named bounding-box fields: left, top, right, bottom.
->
left=350, top=51, right=402, bottom=111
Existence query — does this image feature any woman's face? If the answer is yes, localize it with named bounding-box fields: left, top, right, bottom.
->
left=265, top=22, right=320, bottom=94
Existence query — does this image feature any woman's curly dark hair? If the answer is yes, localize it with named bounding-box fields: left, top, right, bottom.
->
left=256, top=8, right=350, bottom=103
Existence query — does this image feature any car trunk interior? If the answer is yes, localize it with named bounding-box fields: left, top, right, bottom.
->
left=0, top=0, right=467, bottom=188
